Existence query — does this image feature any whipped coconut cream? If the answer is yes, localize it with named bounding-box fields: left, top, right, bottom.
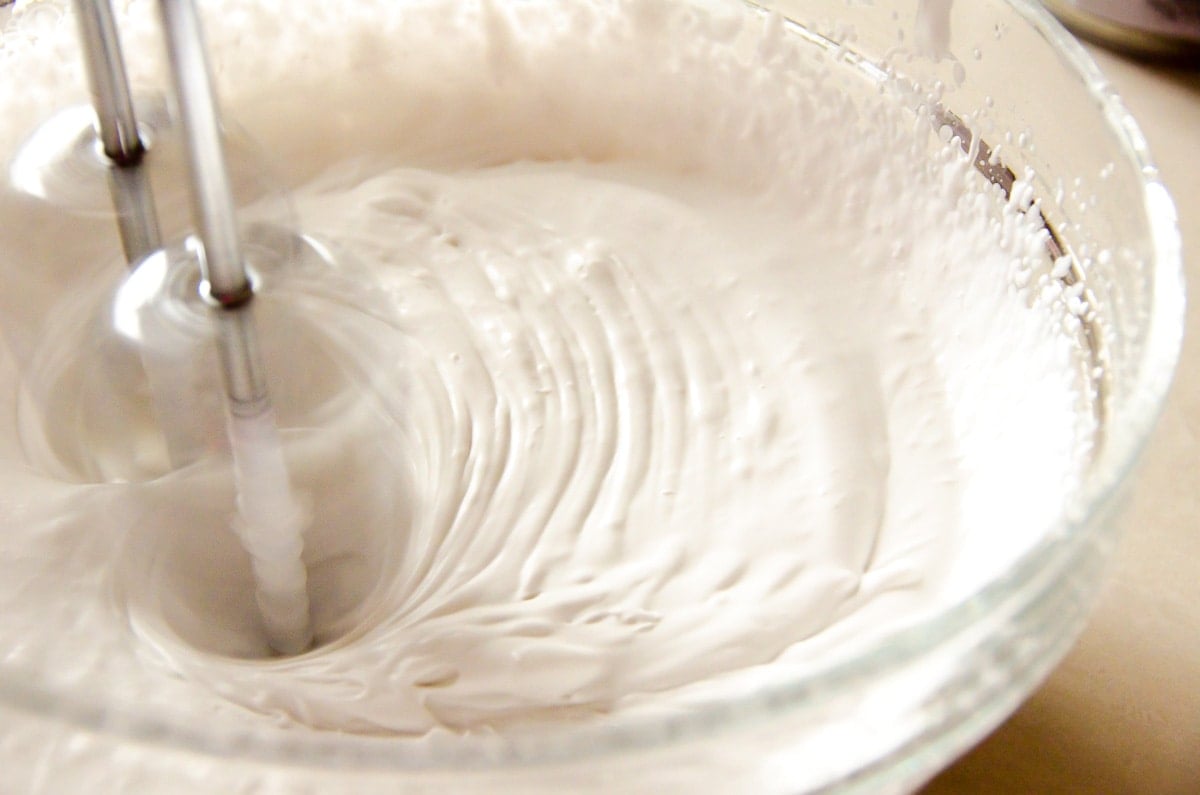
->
left=0, top=0, right=1093, bottom=774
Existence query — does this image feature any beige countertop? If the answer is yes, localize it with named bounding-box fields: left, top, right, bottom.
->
left=926, top=47, right=1200, bottom=795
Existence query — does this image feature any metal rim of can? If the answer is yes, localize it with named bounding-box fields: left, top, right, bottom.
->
left=1041, top=0, right=1200, bottom=63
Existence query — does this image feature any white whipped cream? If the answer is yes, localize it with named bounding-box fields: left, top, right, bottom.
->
left=0, top=0, right=1092, bottom=769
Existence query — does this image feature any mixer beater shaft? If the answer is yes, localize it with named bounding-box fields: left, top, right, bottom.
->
left=71, top=0, right=314, bottom=654
left=72, top=0, right=162, bottom=265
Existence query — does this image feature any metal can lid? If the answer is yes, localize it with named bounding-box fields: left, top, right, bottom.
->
left=1041, top=0, right=1200, bottom=63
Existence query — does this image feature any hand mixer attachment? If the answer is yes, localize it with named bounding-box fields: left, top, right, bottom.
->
left=73, top=0, right=163, bottom=267
left=71, top=0, right=313, bottom=655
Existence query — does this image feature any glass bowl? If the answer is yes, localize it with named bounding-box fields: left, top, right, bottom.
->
left=0, top=0, right=1182, bottom=792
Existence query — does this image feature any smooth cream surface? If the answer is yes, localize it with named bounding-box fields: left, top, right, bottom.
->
left=0, top=0, right=1091, bottom=746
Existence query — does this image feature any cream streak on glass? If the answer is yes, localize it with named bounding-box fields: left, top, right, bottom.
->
left=0, top=0, right=1094, bottom=752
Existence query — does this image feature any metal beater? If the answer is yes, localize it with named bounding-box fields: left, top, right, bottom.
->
left=72, top=0, right=313, bottom=655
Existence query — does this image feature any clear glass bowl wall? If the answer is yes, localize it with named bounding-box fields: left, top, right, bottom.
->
left=0, top=1, right=1182, bottom=794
